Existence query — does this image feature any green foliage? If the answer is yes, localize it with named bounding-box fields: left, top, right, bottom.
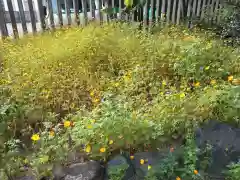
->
left=0, top=23, right=240, bottom=178
left=225, top=161, right=240, bottom=180
left=146, top=133, right=211, bottom=180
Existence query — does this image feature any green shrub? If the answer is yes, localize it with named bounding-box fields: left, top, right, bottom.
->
left=0, top=23, right=240, bottom=178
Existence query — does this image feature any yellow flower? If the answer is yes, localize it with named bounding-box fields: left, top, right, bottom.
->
left=210, top=79, right=216, bottom=85
left=130, top=155, right=134, bottom=160
left=90, top=91, right=95, bottom=97
left=205, top=66, right=210, bottom=70
left=194, top=170, right=198, bottom=175
left=194, top=82, right=200, bottom=87
left=148, top=165, right=152, bottom=170
left=23, top=159, right=28, bottom=164
left=85, top=145, right=91, bottom=153
left=228, top=75, right=233, bottom=81
left=109, top=140, right=114, bottom=145
left=176, top=177, right=181, bottom=180
left=162, top=80, right=167, bottom=86
left=31, top=134, right=40, bottom=141
left=114, top=82, right=120, bottom=87
left=124, top=72, right=131, bottom=82
left=64, top=121, right=71, bottom=128
left=179, top=93, right=185, bottom=98
left=93, top=98, right=100, bottom=103
left=140, top=159, right=145, bottom=165
left=100, top=147, right=106, bottom=153
left=86, top=124, right=93, bottom=129
left=91, top=119, right=96, bottom=124
left=49, top=131, right=55, bottom=137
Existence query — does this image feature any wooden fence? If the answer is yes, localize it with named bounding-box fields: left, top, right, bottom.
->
left=0, top=0, right=227, bottom=39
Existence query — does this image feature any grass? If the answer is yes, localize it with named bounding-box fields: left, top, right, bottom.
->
left=0, top=23, right=239, bottom=179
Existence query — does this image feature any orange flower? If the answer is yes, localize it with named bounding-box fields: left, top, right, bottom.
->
left=194, top=170, right=198, bottom=175
left=100, top=147, right=106, bottom=153
left=176, top=176, right=181, bottom=180
left=228, top=75, right=233, bottom=81
left=64, top=121, right=71, bottom=128
left=194, top=82, right=200, bottom=87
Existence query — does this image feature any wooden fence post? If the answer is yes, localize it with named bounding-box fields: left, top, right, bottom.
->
left=37, top=0, right=46, bottom=31
left=47, top=0, right=55, bottom=29
left=6, top=0, right=18, bottom=38
left=73, top=0, right=80, bottom=25
left=28, top=0, right=37, bottom=34
left=64, top=0, right=71, bottom=26
left=0, top=0, right=8, bottom=38
left=81, top=0, right=88, bottom=25
left=57, top=0, right=63, bottom=27
left=17, top=0, right=28, bottom=34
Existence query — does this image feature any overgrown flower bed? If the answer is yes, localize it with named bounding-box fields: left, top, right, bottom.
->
left=0, top=23, right=239, bottom=179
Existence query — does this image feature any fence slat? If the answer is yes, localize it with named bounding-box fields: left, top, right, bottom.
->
left=118, top=0, right=122, bottom=20
left=150, top=0, right=154, bottom=26
left=200, top=0, right=206, bottom=20
left=186, top=0, right=192, bottom=27
left=192, top=0, right=197, bottom=18
left=214, top=0, right=220, bottom=23
left=196, top=0, right=202, bottom=16
left=206, top=0, right=211, bottom=23
left=166, top=0, right=171, bottom=23
left=172, top=0, right=177, bottom=24
left=36, top=0, right=46, bottom=31
left=0, top=0, right=8, bottom=38
left=105, top=0, right=110, bottom=22
left=155, top=0, right=160, bottom=23
left=217, top=0, right=222, bottom=23
left=143, top=0, right=149, bottom=28
left=73, top=0, right=80, bottom=25
left=57, top=0, right=63, bottom=27
left=47, top=0, right=55, bottom=29
left=17, top=0, right=28, bottom=34
left=97, top=0, right=103, bottom=23
left=176, top=0, right=182, bottom=25
left=64, top=0, right=71, bottom=26
left=6, top=0, right=18, bottom=38
left=210, top=0, right=215, bottom=24
left=28, top=0, right=37, bottom=34
left=111, top=0, right=117, bottom=19
left=90, top=0, right=96, bottom=19
left=81, top=0, right=88, bottom=25
left=161, top=0, right=166, bottom=26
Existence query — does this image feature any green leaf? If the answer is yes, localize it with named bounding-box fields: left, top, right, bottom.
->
left=124, top=0, right=133, bottom=7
